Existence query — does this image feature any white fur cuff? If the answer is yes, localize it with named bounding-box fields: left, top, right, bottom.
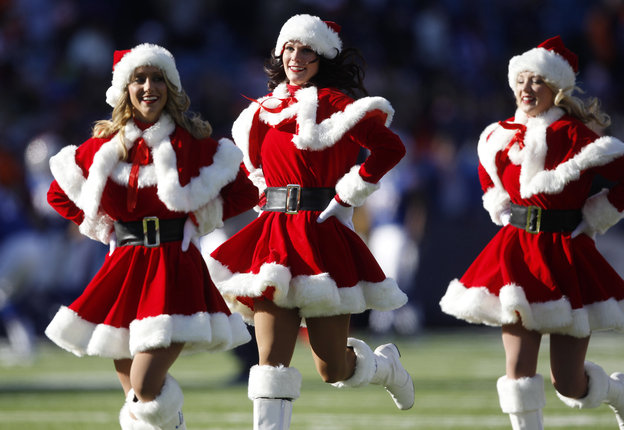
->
left=335, top=165, right=380, bottom=207
left=582, top=189, right=623, bottom=236
left=248, top=365, right=302, bottom=400
left=482, top=187, right=511, bottom=225
left=79, top=214, right=114, bottom=244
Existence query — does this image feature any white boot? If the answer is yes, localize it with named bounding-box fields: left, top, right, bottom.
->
left=556, top=361, right=624, bottom=429
left=331, top=338, right=414, bottom=410
left=608, top=373, right=624, bottom=429
left=248, top=365, right=302, bottom=430
left=128, top=374, right=186, bottom=430
left=497, top=374, right=545, bottom=430
left=253, top=398, right=293, bottom=430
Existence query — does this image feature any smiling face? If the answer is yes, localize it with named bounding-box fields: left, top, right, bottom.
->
left=127, top=65, right=168, bottom=123
left=282, top=41, right=319, bottom=86
left=514, top=71, right=555, bottom=117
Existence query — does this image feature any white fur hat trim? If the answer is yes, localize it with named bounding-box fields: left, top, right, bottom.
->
left=508, top=46, right=575, bottom=94
left=105, top=43, right=181, bottom=107
left=274, top=14, right=342, bottom=59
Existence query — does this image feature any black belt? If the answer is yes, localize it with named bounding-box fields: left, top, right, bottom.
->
left=509, top=204, right=582, bottom=234
left=114, top=217, right=186, bottom=247
left=263, top=185, right=335, bottom=214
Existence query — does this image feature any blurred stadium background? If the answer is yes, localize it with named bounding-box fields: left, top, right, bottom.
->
left=1, top=0, right=624, bottom=428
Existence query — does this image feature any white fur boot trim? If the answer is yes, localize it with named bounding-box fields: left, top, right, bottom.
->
left=331, top=338, right=376, bottom=389
left=556, top=361, right=624, bottom=429
left=330, top=338, right=414, bottom=410
left=556, top=361, right=609, bottom=409
left=248, top=365, right=301, bottom=430
left=129, top=375, right=186, bottom=429
left=120, top=390, right=159, bottom=430
left=497, top=375, right=545, bottom=430
left=253, top=398, right=293, bottom=430
left=248, top=365, right=302, bottom=400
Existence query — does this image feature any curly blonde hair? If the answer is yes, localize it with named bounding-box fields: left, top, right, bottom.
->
left=546, top=82, right=611, bottom=129
left=93, top=71, right=212, bottom=161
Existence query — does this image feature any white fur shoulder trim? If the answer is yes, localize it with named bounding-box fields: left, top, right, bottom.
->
left=156, top=137, right=243, bottom=212
left=524, top=135, right=624, bottom=197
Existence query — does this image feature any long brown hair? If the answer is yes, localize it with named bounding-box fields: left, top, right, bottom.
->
left=264, top=47, right=368, bottom=98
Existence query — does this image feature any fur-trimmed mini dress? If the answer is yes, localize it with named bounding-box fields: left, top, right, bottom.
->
left=207, top=84, right=408, bottom=323
left=45, top=114, right=258, bottom=359
left=440, top=107, right=624, bottom=337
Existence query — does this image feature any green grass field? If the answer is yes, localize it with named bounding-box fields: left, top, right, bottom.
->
left=0, top=327, right=623, bottom=429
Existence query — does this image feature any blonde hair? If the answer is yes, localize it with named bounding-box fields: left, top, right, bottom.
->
left=93, top=70, right=212, bottom=161
left=546, top=82, right=611, bottom=129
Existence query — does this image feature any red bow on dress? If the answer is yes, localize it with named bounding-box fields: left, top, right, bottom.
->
left=241, top=94, right=298, bottom=114
left=498, top=121, right=527, bottom=150
left=126, top=137, right=151, bottom=212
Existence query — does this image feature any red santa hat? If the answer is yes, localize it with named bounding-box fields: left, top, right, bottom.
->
left=274, top=14, right=342, bottom=59
left=507, top=36, right=578, bottom=95
left=105, top=43, right=182, bottom=107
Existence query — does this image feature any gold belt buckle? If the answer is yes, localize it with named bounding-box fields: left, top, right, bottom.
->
left=525, top=206, right=542, bottom=234
left=142, top=216, right=160, bottom=247
left=285, top=184, right=301, bottom=214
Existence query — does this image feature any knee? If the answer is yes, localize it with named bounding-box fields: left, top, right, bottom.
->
left=317, top=362, right=350, bottom=383
left=131, top=376, right=164, bottom=402
left=551, top=372, right=588, bottom=399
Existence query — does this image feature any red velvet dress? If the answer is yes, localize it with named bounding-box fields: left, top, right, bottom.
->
left=208, top=84, right=408, bottom=322
left=45, top=115, right=258, bottom=358
left=440, top=107, right=624, bottom=337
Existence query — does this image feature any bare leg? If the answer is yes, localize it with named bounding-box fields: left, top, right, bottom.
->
left=499, top=322, right=545, bottom=429
left=550, top=334, right=590, bottom=398
left=502, top=321, right=541, bottom=378
left=251, top=299, right=302, bottom=429
left=306, top=314, right=356, bottom=383
left=114, top=358, right=133, bottom=395
left=130, top=343, right=184, bottom=401
left=253, top=299, right=301, bottom=366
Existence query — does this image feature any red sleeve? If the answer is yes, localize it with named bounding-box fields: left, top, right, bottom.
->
left=478, top=162, right=495, bottom=194
left=220, top=165, right=260, bottom=220
left=47, top=179, right=84, bottom=225
left=350, top=114, right=406, bottom=183
left=595, top=155, right=624, bottom=212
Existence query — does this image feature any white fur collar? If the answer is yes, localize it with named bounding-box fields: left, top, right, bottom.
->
left=232, top=83, right=394, bottom=174
left=478, top=107, right=624, bottom=199
left=50, top=114, right=243, bottom=215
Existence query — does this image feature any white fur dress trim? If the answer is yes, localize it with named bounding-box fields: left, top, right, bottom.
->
left=49, top=115, right=243, bottom=242
left=231, top=84, right=394, bottom=199
left=45, top=305, right=250, bottom=359
left=206, top=257, right=407, bottom=324
left=440, top=279, right=624, bottom=338
left=478, top=108, right=624, bottom=219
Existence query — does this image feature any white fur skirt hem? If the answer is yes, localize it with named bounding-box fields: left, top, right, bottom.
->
left=440, top=279, right=624, bottom=338
left=45, top=305, right=251, bottom=359
left=207, top=257, right=408, bottom=324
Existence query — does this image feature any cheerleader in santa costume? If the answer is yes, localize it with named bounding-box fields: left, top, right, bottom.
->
left=45, top=43, right=258, bottom=429
left=207, top=14, right=414, bottom=429
left=440, top=36, right=624, bottom=429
